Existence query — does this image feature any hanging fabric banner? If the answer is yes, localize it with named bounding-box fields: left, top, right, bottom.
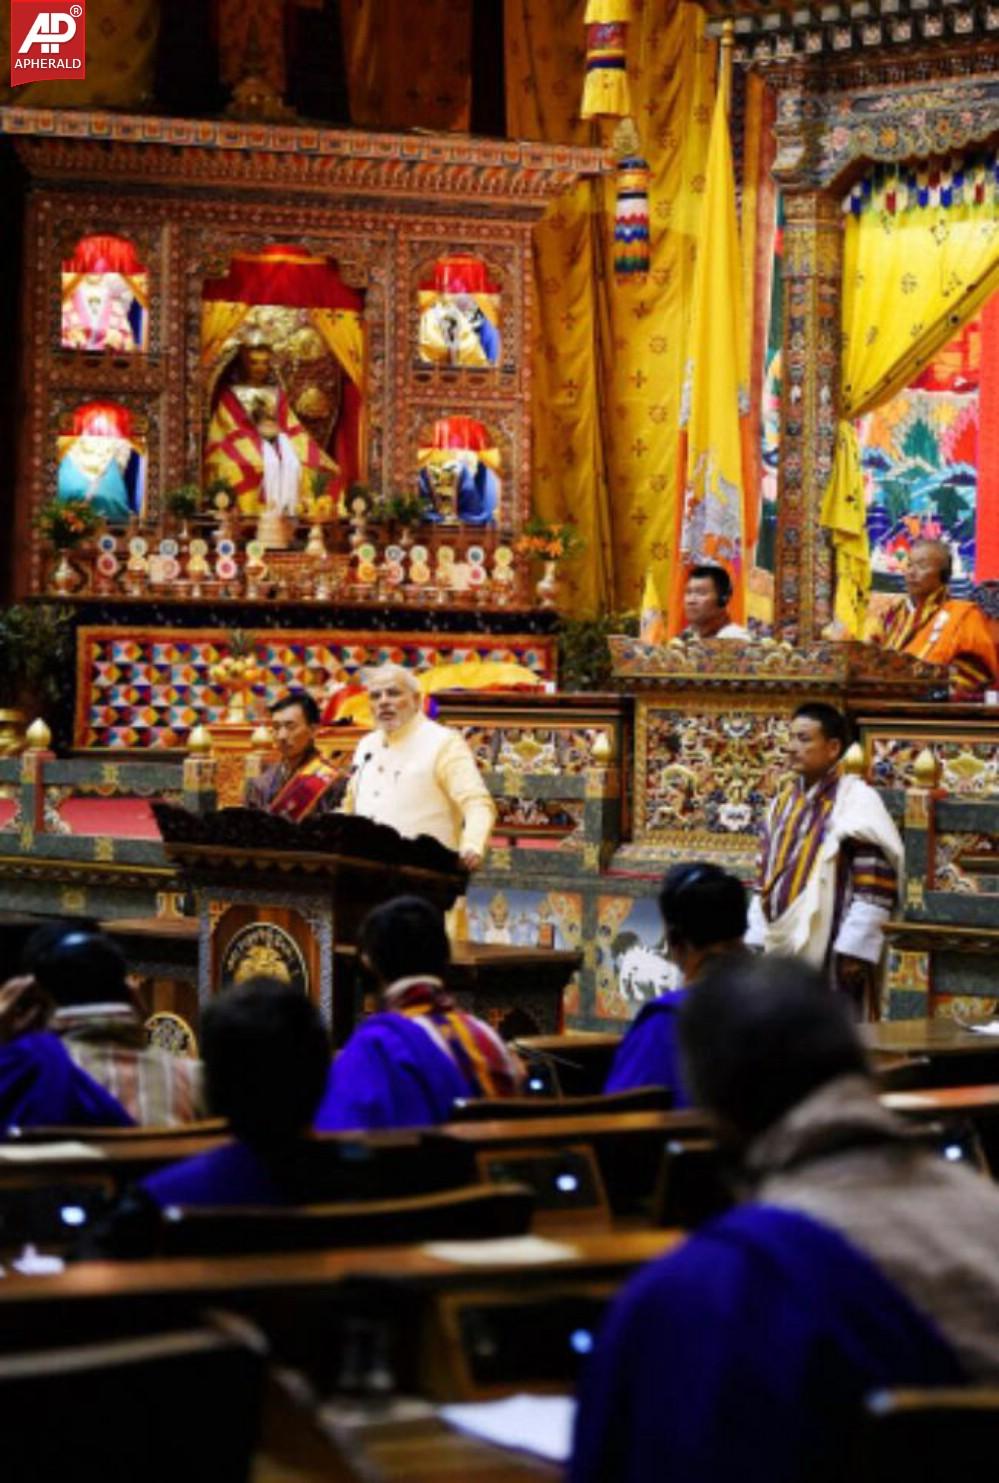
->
left=666, top=34, right=752, bottom=635
left=580, top=0, right=632, bottom=120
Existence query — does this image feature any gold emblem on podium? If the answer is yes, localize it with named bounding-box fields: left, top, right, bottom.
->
left=220, top=922, right=309, bottom=996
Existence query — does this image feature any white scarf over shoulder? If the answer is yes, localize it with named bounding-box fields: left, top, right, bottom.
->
left=763, top=774, right=904, bottom=969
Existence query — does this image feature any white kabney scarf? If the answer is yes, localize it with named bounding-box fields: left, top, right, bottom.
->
left=763, top=774, right=904, bottom=969
left=260, top=433, right=301, bottom=516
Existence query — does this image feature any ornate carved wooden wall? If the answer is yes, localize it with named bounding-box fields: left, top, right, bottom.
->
left=698, top=0, right=999, bottom=638
left=0, top=108, right=607, bottom=599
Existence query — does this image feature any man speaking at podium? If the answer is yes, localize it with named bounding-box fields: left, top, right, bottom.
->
left=340, top=664, right=495, bottom=870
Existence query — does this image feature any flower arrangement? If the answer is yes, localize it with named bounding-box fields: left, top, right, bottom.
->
left=379, top=490, right=426, bottom=527
left=302, top=470, right=335, bottom=520
left=163, top=483, right=202, bottom=520
left=36, top=498, right=102, bottom=550
left=514, top=516, right=585, bottom=564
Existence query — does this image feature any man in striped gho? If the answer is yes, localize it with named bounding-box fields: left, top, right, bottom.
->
left=747, top=703, right=902, bottom=1018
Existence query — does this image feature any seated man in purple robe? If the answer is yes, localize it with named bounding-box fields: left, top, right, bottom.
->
left=315, top=896, right=523, bottom=1133
left=572, top=956, right=999, bottom=1483
left=75, top=979, right=333, bottom=1257
left=141, top=978, right=331, bottom=1209
left=604, top=862, right=747, bottom=1106
left=0, top=974, right=132, bottom=1132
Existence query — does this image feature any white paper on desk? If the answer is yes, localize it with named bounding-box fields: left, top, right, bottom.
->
left=0, top=1141, right=102, bottom=1163
left=422, top=1234, right=577, bottom=1266
left=440, top=1394, right=577, bottom=1464
left=964, top=1022, right=999, bottom=1037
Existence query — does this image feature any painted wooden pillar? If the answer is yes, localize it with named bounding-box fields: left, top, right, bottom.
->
left=776, top=187, right=842, bottom=641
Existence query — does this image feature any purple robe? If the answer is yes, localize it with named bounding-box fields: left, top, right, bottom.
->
left=570, top=1203, right=964, bottom=1483
left=143, top=1140, right=282, bottom=1208
left=604, top=990, right=688, bottom=1106
left=315, top=1012, right=477, bottom=1133
left=0, top=1031, right=133, bottom=1131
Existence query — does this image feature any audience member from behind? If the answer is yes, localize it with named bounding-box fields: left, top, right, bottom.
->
left=76, top=980, right=333, bottom=1259
left=315, top=895, right=522, bottom=1132
left=28, top=927, right=205, bottom=1127
left=139, top=978, right=331, bottom=1210
left=572, top=956, right=999, bottom=1483
left=0, top=972, right=132, bottom=1132
left=604, top=863, right=747, bottom=1105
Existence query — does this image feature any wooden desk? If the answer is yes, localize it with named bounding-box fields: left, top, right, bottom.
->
left=101, top=917, right=579, bottom=1040
left=0, top=1229, right=681, bottom=1363
left=441, top=1109, right=710, bottom=1217
left=515, top=1033, right=622, bottom=1097
left=316, top=1396, right=563, bottom=1481
left=863, top=1020, right=999, bottom=1088
left=883, top=1084, right=999, bottom=1116
left=864, top=1020, right=999, bottom=1058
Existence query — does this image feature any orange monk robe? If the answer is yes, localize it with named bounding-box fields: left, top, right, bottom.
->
left=869, top=587, right=999, bottom=697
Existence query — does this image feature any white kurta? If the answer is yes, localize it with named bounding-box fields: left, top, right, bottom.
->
left=343, top=712, right=495, bottom=857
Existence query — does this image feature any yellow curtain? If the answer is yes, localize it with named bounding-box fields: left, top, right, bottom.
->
left=666, top=50, right=751, bottom=634
left=0, top=0, right=159, bottom=107
left=505, top=0, right=716, bottom=616
left=822, top=182, right=999, bottom=632
left=339, top=0, right=472, bottom=132
left=310, top=308, right=365, bottom=388
left=199, top=303, right=252, bottom=371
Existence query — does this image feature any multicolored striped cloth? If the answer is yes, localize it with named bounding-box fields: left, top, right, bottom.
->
left=396, top=980, right=521, bottom=1099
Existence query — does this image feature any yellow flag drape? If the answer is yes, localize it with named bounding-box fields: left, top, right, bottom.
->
left=822, top=180, right=999, bottom=633
left=504, top=0, right=715, bottom=617
left=639, top=567, right=666, bottom=645
left=666, top=45, right=751, bottom=636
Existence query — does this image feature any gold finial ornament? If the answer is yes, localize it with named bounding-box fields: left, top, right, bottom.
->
left=250, top=724, right=272, bottom=749
left=842, top=742, right=866, bottom=777
left=187, top=724, right=213, bottom=754
left=24, top=718, right=52, bottom=752
left=913, top=746, right=942, bottom=788
left=591, top=731, right=613, bottom=763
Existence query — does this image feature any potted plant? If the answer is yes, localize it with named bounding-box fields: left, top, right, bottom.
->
left=379, top=489, right=426, bottom=547
left=0, top=603, right=75, bottom=752
left=36, top=499, right=103, bottom=595
left=514, top=516, right=585, bottom=608
left=163, top=483, right=202, bottom=538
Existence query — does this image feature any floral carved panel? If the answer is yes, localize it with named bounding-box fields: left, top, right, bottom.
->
left=635, top=702, right=794, bottom=849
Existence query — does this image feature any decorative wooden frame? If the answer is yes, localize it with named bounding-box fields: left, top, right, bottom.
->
left=2, top=107, right=608, bottom=600
left=743, top=46, right=999, bottom=638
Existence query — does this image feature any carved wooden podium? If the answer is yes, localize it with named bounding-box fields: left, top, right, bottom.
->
left=153, top=803, right=466, bottom=1038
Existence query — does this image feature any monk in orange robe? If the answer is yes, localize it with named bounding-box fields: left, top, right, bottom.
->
left=869, top=540, right=998, bottom=698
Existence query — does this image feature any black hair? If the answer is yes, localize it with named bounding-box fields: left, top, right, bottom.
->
left=268, top=689, right=320, bottom=726
left=358, top=895, right=450, bottom=986
left=31, top=930, right=131, bottom=1008
left=792, top=702, right=851, bottom=753
left=19, top=918, right=99, bottom=976
left=687, top=564, right=732, bottom=606
left=658, top=863, right=747, bottom=951
left=201, top=978, right=330, bottom=1144
left=678, top=955, right=869, bottom=1141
